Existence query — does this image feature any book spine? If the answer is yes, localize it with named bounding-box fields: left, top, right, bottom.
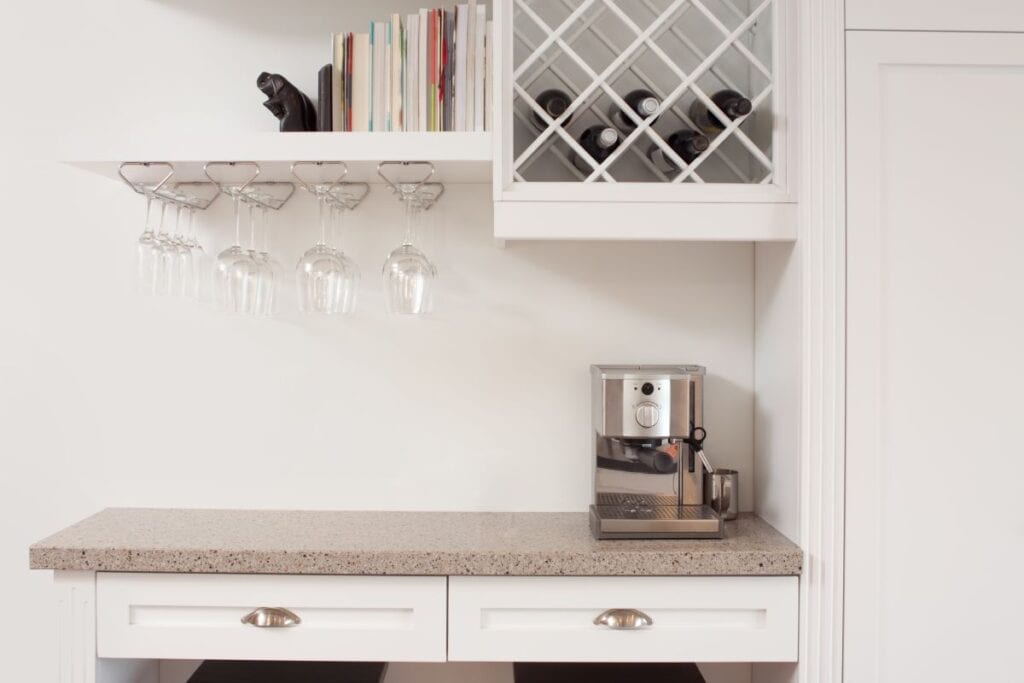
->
left=369, top=22, right=376, bottom=131
left=474, top=5, right=486, bottom=132
left=485, top=20, right=493, bottom=132
left=443, top=10, right=452, bottom=132
left=455, top=4, right=469, bottom=132
left=466, top=1, right=477, bottom=133
left=347, top=33, right=354, bottom=132
left=385, top=20, right=392, bottom=131
left=352, top=33, right=370, bottom=132
left=436, top=9, right=442, bottom=132
left=331, top=34, right=343, bottom=131
left=419, top=8, right=428, bottom=132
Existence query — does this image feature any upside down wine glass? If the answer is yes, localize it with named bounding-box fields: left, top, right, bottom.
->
left=295, top=189, right=359, bottom=315
left=213, top=190, right=250, bottom=312
left=135, top=195, right=160, bottom=293
left=253, top=203, right=283, bottom=316
left=382, top=184, right=436, bottom=315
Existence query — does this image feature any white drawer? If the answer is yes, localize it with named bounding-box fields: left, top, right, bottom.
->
left=448, top=576, right=798, bottom=663
left=96, top=573, right=447, bottom=662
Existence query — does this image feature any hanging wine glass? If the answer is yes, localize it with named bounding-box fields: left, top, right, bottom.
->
left=183, top=204, right=206, bottom=300
left=327, top=182, right=369, bottom=312
left=379, top=162, right=440, bottom=315
left=170, top=201, right=195, bottom=298
left=231, top=196, right=264, bottom=317
left=153, top=199, right=178, bottom=296
left=293, top=162, right=360, bottom=315
left=120, top=162, right=175, bottom=296
left=226, top=181, right=295, bottom=316
left=136, top=195, right=161, bottom=294
left=252, top=202, right=281, bottom=316
left=205, top=162, right=261, bottom=313
left=212, top=200, right=243, bottom=310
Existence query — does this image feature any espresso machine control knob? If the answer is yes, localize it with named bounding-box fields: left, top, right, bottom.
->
left=635, top=402, right=660, bottom=428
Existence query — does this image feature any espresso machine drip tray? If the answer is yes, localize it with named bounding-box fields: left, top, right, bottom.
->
left=590, top=497, right=723, bottom=539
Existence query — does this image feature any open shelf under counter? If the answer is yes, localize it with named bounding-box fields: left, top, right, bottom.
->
left=66, top=131, right=494, bottom=184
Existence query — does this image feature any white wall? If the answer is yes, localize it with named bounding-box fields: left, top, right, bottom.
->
left=0, top=1, right=758, bottom=680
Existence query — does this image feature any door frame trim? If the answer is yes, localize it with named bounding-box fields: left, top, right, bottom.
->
left=798, top=0, right=846, bottom=681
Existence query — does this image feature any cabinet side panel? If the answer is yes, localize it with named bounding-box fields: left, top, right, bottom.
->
left=753, top=242, right=801, bottom=542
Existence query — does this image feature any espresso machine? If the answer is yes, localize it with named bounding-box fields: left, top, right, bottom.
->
left=589, top=365, right=723, bottom=539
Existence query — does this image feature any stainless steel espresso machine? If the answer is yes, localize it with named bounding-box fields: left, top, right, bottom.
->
left=589, top=365, right=723, bottom=539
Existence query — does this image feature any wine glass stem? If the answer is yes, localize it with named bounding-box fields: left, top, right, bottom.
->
left=334, top=205, right=344, bottom=249
left=249, top=203, right=257, bottom=250
left=261, top=208, right=271, bottom=253
left=403, top=196, right=416, bottom=246
left=144, top=196, right=153, bottom=233
left=233, top=195, right=242, bottom=247
left=319, top=195, right=328, bottom=246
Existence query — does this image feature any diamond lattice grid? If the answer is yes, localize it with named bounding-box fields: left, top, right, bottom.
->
left=512, top=0, right=776, bottom=184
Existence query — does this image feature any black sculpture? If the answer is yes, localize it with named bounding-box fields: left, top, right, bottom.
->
left=257, top=72, right=316, bottom=132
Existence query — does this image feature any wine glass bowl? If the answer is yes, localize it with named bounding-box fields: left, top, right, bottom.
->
left=296, top=244, right=359, bottom=314
left=382, top=243, right=436, bottom=314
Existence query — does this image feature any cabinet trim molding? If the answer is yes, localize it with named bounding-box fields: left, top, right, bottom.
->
left=797, top=0, right=846, bottom=681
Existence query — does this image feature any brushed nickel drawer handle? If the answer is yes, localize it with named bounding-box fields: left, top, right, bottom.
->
left=593, top=608, right=653, bottom=629
left=241, top=607, right=302, bottom=628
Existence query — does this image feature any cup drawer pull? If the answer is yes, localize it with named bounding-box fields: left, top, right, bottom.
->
left=593, top=608, right=653, bottom=629
left=241, top=607, right=302, bottom=628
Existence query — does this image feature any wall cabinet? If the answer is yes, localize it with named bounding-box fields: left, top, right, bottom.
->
left=492, top=0, right=797, bottom=240
left=845, top=29, right=1024, bottom=683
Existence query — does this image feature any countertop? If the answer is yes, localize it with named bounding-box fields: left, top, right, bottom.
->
left=30, top=509, right=802, bottom=576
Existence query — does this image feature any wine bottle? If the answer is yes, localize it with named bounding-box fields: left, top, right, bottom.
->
left=648, top=129, right=710, bottom=173
left=689, top=89, right=753, bottom=134
left=531, top=89, right=573, bottom=128
left=572, top=126, right=620, bottom=174
left=610, top=89, right=660, bottom=131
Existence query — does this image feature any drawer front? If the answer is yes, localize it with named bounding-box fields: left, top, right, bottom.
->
left=97, top=573, right=447, bottom=662
left=448, top=576, right=798, bottom=663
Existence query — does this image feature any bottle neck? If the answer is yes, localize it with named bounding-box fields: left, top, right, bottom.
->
left=595, top=128, right=618, bottom=150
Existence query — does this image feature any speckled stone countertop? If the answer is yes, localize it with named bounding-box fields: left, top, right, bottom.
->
left=30, top=509, right=801, bottom=576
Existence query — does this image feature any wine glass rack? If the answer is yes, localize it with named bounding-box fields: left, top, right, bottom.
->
left=117, top=162, right=221, bottom=210
left=507, top=0, right=784, bottom=186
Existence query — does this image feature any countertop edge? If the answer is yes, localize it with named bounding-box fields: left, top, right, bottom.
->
left=30, top=546, right=803, bottom=577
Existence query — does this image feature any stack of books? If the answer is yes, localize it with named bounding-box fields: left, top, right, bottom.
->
left=326, top=3, right=492, bottom=133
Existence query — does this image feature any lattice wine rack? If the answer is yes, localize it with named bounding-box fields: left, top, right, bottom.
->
left=497, top=0, right=790, bottom=194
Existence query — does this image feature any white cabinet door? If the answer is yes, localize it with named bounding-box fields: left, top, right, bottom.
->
left=847, top=0, right=1024, bottom=32
left=846, top=31, right=1024, bottom=683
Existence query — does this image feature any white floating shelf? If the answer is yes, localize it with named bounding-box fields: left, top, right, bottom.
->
left=67, top=132, right=494, bottom=184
